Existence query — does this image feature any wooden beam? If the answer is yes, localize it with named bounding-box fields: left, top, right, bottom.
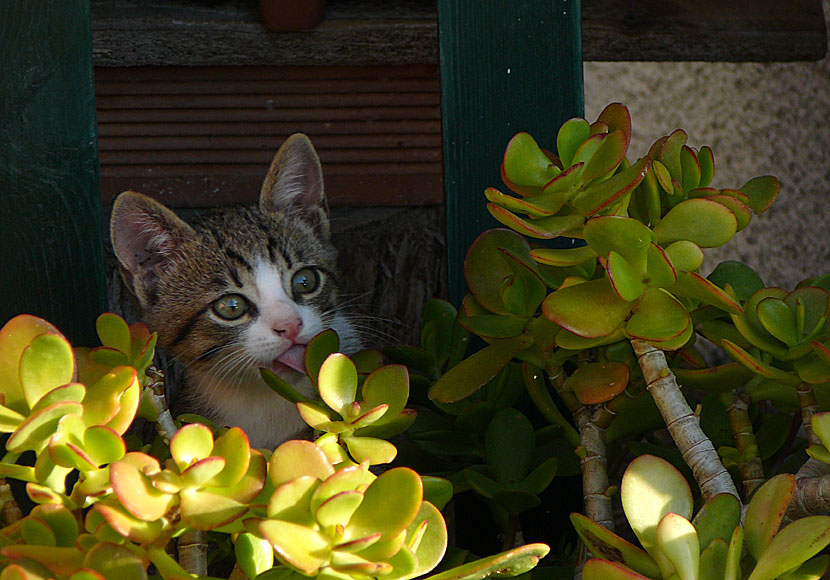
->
left=0, top=1, right=107, bottom=345
left=583, top=0, right=828, bottom=62
left=438, top=1, right=584, bottom=304
left=91, top=0, right=826, bottom=65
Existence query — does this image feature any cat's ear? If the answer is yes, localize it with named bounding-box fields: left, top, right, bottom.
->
left=110, top=191, right=194, bottom=307
left=260, top=133, right=330, bottom=238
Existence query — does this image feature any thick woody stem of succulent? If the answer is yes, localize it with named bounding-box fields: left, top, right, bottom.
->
left=632, top=339, right=739, bottom=502
left=787, top=458, right=830, bottom=520
left=721, top=390, right=765, bottom=497
left=146, top=366, right=178, bottom=444
left=178, top=529, right=209, bottom=576
left=797, top=381, right=821, bottom=446
left=0, top=479, right=22, bottom=526
left=574, top=406, right=613, bottom=532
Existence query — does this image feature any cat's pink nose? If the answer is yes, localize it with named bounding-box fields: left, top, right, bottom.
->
left=273, top=319, right=302, bottom=342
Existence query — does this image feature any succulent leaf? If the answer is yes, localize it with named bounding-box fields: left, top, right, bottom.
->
left=544, top=278, right=633, bottom=339
left=621, top=454, right=693, bottom=556
left=557, top=118, right=592, bottom=168
left=653, top=198, right=738, bottom=248
left=745, top=473, right=796, bottom=561
left=747, top=516, right=830, bottom=580
left=656, top=512, right=699, bottom=580
left=503, top=132, right=560, bottom=189
left=565, top=362, right=629, bottom=405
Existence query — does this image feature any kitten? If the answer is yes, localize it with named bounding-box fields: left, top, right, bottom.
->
left=110, top=134, right=360, bottom=449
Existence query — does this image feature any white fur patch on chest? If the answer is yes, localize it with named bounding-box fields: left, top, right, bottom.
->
left=192, top=367, right=314, bottom=449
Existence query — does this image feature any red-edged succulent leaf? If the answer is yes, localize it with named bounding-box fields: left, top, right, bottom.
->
left=674, top=271, right=743, bottom=314
left=672, top=363, right=755, bottom=392
left=607, top=252, right=646, bottom=302
left=596, top=102, right=632, bottom=148
left=0, top=315, right=63, bottom=415
left=542, top=162, right=584, bottom=195
left=748, top=516, right=830, bottom=580
left=543, top=278, right=633, bottom=339
left=698, top=146, right=715, bottom=187
left=530, top=245, right=597, bottom=267
left=570, top=157, right=650, bottom=216
left=680, top=145, right=701, bottom=191
left=756, top=297, right=799, bottom=347
left=813, top=340, right=830, bottom=364
left=659, top=129, right=687, bottom=179
left=739, top=175, right=779, bottom=214
left=584, top=216, right=652, bottom=273
left=556, top=118, right=592, bottom=168
left=653, top=197, right=738, bottom=248
left=429, top=335, right=533, bottom=403
left=581, top=130, right=628, bottom=183
left=270, top=440, right=334, bottom=487
left=707, top=194, right=751, bottom=231
left=345, top=467, right=423, bottom=542
left=19, top=332, right=76, bottom=411
left=721, top=340, right=800, bottom=385
left=664, top=241, right=704, bottom=272
left=487, top=204, right=583, bottom=239
left=110, top=453, right=176, bottom=522
left=465, top=229, right=536, bottom=314
left=646, top=243, right=678, bottom=288
left=565, top=362, right=629, bottom=405
left=652, top=160, right=673, bottom=193
left=502, top=132, right=560, bottom=189
left=625, top=288, right=692, bottom=350
left=744, top=473, right=795, bottom=560
left=485, top=187, right=557, bottom=218
left=731, top=288, right=790, bottom=357
left=571, top=513, right=661, bottom=579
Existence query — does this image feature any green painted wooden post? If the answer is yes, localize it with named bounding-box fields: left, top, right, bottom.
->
left=0, top=2, right=107, bottom=345
left=439, top=1, right=584, bottom=304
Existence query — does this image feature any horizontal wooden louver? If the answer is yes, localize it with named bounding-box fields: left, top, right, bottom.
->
left=94, top=65, right=443, bottom=207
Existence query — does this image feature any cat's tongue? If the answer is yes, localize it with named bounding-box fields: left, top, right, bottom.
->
left=274, top=345, right=307, bottom=374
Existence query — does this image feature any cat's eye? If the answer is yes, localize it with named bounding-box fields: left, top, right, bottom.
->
left=291, top=268, right=320, bottom=295
left=212, top=294, right=250, bottom=320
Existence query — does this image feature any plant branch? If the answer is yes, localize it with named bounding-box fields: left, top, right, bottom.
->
left=0, top=479, right=21, bottom=525
left=720, top=390, right=764, bottom=498
left=178, top=529, right=208, bottom=576
left=631, top=339, right=739, bottom=502
left=786, top=458, right=830, bottom=519
left=574, top=406, right=613, bottom=531
left=797, top=381, right=821, bottom=446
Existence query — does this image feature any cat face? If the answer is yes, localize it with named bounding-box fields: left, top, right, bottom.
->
left=110, top=135, right=358, bottom=446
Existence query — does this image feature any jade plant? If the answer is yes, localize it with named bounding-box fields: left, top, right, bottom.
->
left=380, top=102, right=830, bottom=577
left=0, top=313, right=549, bottom=580
left=573, top=454, right=830, bottom=580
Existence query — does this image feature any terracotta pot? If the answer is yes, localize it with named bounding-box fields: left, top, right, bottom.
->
left=258, top=0, right=326, bottom=32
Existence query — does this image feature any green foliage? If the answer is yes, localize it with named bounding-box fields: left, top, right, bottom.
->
left=575, top=455, right=830, bottom=580
left=0, top=313, right=548, bottom=580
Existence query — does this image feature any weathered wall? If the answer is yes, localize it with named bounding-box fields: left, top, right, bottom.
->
left=584, top=1, right=830, bottom=288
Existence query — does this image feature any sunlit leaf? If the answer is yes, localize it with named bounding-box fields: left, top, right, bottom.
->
left=621, top=454, right=693, bottom=556
left=656, top=513, right=699, bottom=580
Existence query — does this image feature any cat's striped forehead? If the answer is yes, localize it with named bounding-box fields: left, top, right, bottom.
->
left=193, top=204, right=336, bottom=275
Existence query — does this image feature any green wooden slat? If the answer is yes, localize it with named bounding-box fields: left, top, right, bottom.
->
left=0, top=1, right=106, bottom=345
left=439, top=0, right=584, bottom=304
